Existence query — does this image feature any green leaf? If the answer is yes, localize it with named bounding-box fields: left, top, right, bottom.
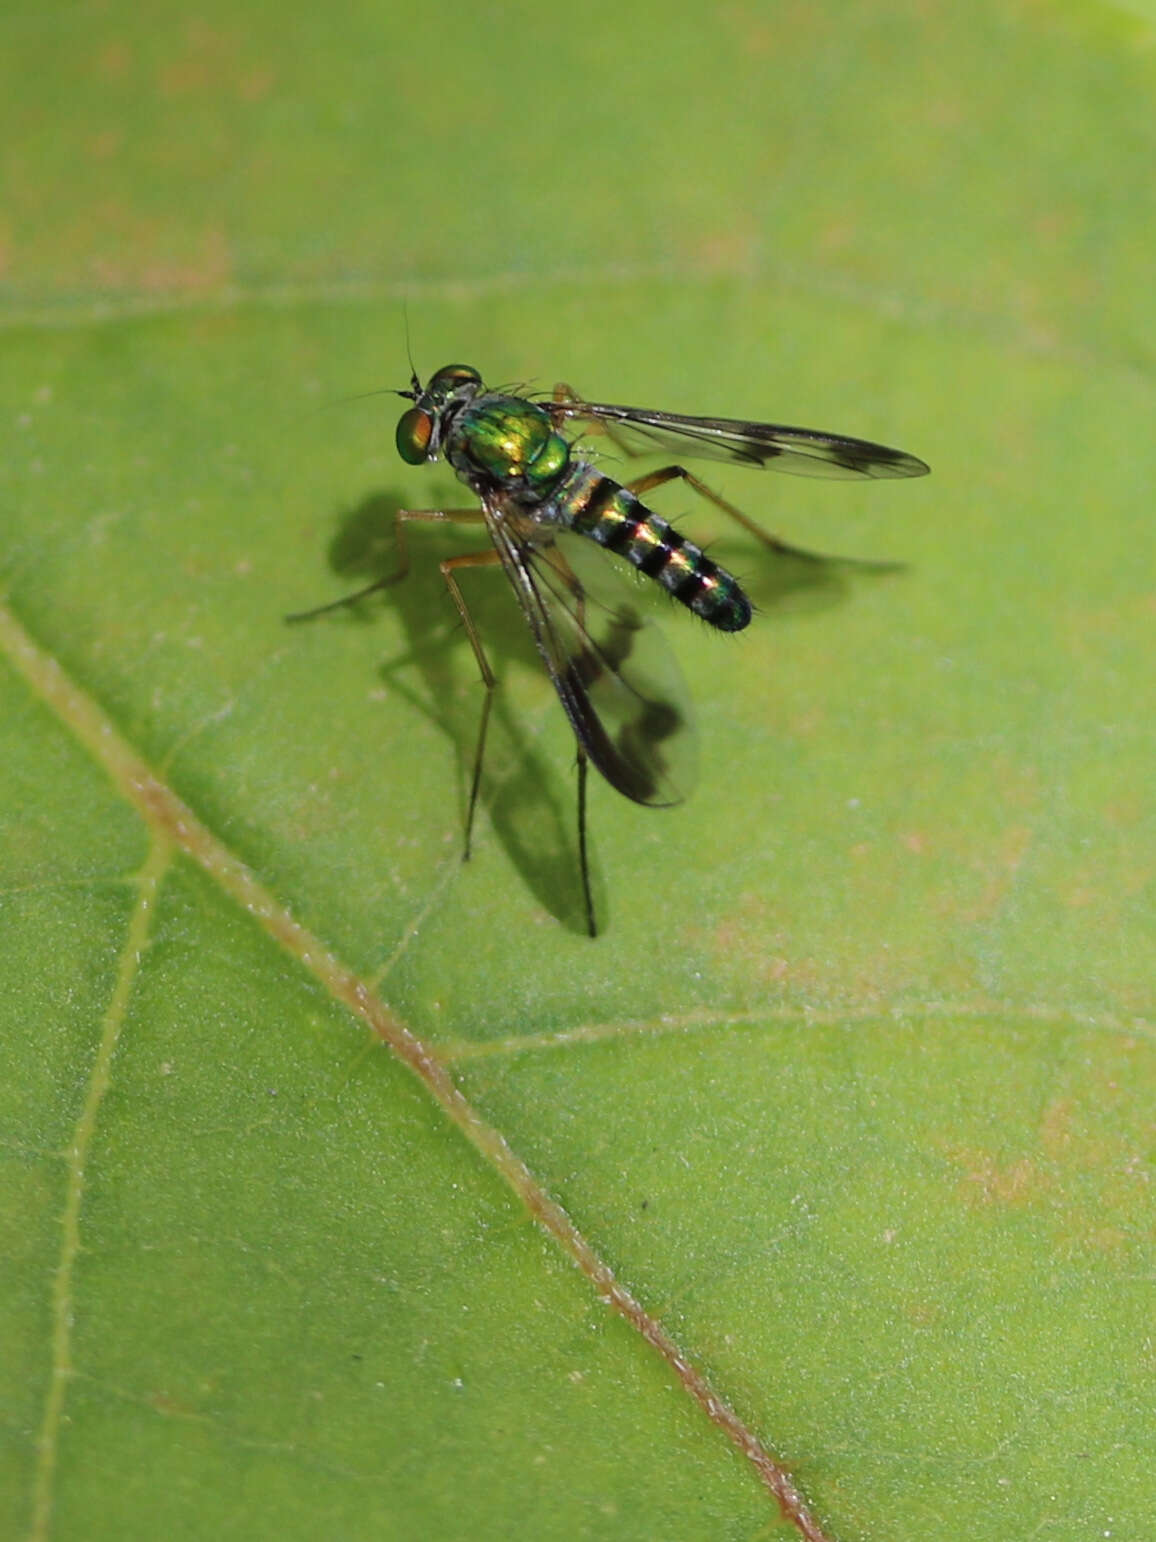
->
left=3, top=3, right=1154, bottom=1540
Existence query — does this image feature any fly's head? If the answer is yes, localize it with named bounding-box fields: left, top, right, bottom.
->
left=395, top=363, right=482, bottom=465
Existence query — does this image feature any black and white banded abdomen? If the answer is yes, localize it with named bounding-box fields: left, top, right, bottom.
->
left=558, top=462, right=751, bottom=633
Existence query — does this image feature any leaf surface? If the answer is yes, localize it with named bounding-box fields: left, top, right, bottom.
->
left=2, top=4, right=1154, bottom=1539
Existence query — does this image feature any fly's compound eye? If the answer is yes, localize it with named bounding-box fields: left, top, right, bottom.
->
left=396, top=407, right=433, bottom=464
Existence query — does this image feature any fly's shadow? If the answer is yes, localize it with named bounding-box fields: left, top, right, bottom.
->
left=291, top=488, right=602, bottom=936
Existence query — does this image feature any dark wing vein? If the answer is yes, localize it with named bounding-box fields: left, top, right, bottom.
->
left=552, top=400, right=930, bottom=480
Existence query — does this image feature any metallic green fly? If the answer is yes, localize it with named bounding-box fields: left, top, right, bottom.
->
left=293, top=364, right=929, bottom=936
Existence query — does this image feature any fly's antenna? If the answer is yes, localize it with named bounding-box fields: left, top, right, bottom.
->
left=285, top=382, right=408, bottom=428
left=308, top=305, right=421, bottom=415
left=330, top=386, right=415, bottom=406
left=402, top=302, right=421, bottom=396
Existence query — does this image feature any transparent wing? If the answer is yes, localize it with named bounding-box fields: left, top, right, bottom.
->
left=484, top=501, right=697, bottom=807
left=551, top=399, right=930, bottom=480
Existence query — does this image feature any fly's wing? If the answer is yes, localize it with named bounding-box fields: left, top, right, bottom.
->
left=551, top=399, right=929, bottom=480
left=485, top=504, right=696, bottom=807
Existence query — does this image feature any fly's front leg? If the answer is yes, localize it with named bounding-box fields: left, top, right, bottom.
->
left=437, top=547, right=505, bottom=861
left=286, top=508, right=487, bottom=622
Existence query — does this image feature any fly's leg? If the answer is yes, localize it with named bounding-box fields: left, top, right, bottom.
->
left=550, top=383, right=808, bottom=552
left=286, top=508, right=487, bottom=622
left=290, top=510, right=507, bottom=870
left=291, top=497, right=601, bottom=934
left=437, top=547, right=597, bottom=935
left=437, top=548, right=505, bottom=864
left=549, top=390, right=882, bottom=566
left=624, top=466, right=827, bottom=561
left=626, top=466, right=902, bottom=570
left=575, top=746, right=595, bottom=939
left=570, top=568, right=598, bottom=938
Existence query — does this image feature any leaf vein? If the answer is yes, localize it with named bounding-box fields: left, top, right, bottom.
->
left=0, top=596, right=836, bottom=1542
left=29, top=833, right=172, bottom=1542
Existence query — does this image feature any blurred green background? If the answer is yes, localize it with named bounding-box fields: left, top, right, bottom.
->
left=3, top=3, right=1154, bottom=1539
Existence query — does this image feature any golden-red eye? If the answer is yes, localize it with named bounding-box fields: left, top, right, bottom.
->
left=396, top=407, right=433, bottom=464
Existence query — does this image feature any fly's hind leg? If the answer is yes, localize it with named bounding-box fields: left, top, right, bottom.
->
left=624, top=466, right=827, bottom=562
left=626, top=465, right=902, bottom=570
left=549, top=388, right=882, bottom=565
left=286, top=507, right=488, bottom=621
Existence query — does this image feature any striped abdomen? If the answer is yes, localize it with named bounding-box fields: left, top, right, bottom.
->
left=558, top=463, right=751, bottom=633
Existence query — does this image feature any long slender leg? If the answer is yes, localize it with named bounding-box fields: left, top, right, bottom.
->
left=436, top=548, right=505, bottom=861
left=567, top=554, right=599, bottom=939
left=550, top=390, right=889, bottom=566
left=435, top=548, right=599, bottom=932
left=624, top=465, right=828, bottom=561
left=293, top=512, right=506, bottom=862
left=626, top=465, right=903, bottom=569
left=575, top=745, right=596, bottom=938
left=289, top=508, right=502, bottom=861
left=293, top=502, right=602, bottom=931
left=286, top=508, right=487, bottom=622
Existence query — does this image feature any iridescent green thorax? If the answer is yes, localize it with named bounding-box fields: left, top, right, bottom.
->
left=448, top=394, right=571, bottom=501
